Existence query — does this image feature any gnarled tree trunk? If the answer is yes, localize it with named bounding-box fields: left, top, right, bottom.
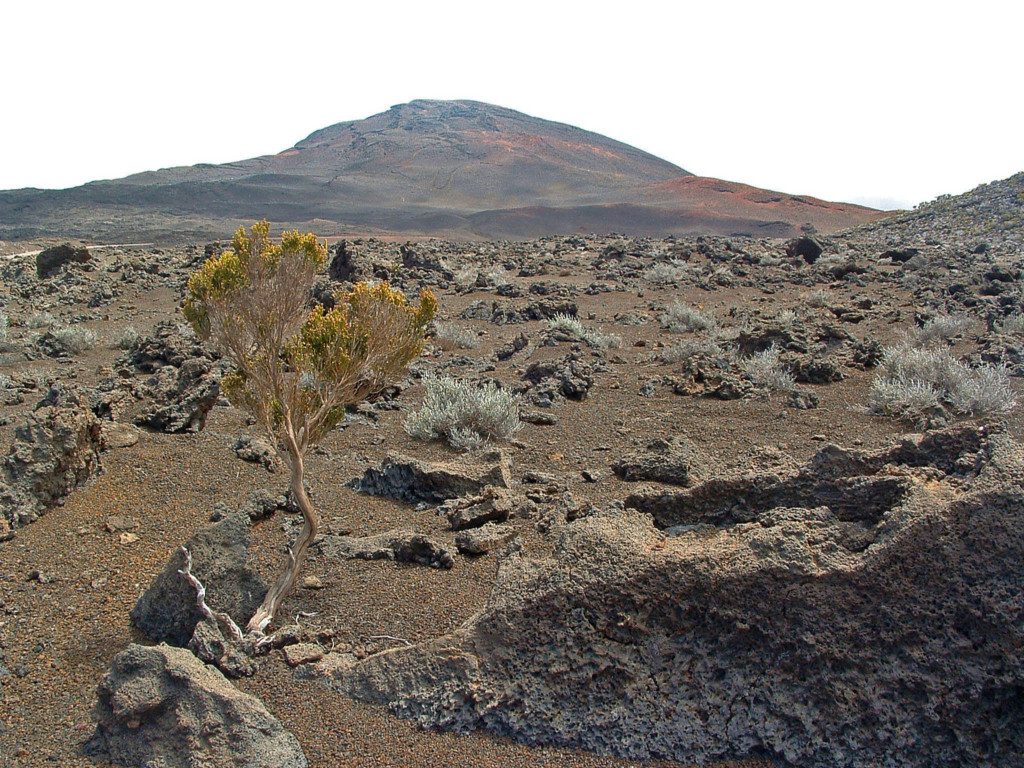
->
left=245, top=452, right=319, bottom=635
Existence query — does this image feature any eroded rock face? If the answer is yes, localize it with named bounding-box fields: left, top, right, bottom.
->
left=131, top=513, right=266, bottom=646
left=319, top=427, right=1024, bottom=767
left=0, top=385, right=104, bottom=532
left=88, top=643, right=307, bottom=768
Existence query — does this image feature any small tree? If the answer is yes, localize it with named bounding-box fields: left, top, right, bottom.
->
left=184, top=221, right=436, bottom=634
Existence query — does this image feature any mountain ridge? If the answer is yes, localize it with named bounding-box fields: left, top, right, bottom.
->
left=0, top=99, right=881, bottom=242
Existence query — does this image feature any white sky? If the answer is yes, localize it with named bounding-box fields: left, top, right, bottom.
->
left=1, top=1, right=1022, bottom=210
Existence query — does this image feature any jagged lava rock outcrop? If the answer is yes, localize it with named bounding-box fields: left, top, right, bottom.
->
left=317, top=427, right=1023, bottom=767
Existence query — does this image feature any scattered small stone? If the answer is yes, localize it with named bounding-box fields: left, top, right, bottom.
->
left=105, top=515, right=138, bottom=532
left=101, top=422, right=139, bottom=449
left=454, top=522, right=518, bottom=556
left=284, top=643, right=324, bottom=667
left=233, top=436, right=278, bottom=472
left=118, top=532, right=139, bottom=545
left=520, top=410, right=558, bottom=425
left=301, top=576, right=324, bottom=590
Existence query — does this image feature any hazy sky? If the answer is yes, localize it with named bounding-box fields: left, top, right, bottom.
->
left=2, top=1, right=1021, bottom=210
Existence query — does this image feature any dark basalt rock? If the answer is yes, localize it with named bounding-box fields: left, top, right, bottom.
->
left=130, top=513, right=266, bottom=646
left=36, top=243, right=92, bottom=279
left=785, top=236, right=823, bottom=264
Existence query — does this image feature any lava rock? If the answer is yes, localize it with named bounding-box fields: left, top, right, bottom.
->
left=36, top=243, right=92, bottom=279
left=612, top=436, right=708, bottom=487
left=319, top=529, right=454, bottom=569
left=455, top=523, right=517, bottom=555
left=0, top=385, right=104, bottom=531
left=130, top=513, right=266, bottom=646
left=438, top=486, right=535, bottom=530
left=327, top=427, right=1023, bottom=768
left=785, top=236, right=823, bottom=264
left=88, top=643, right=306, bottom=768
left=349, top=451, right=512, bottom=504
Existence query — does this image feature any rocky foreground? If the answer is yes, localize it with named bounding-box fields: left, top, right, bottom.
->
left=0, top=185, right=1023, bottom=767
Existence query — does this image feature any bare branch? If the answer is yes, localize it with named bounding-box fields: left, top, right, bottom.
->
left=178, top=546, right=244, bottom=643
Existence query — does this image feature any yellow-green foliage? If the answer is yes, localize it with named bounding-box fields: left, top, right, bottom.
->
left=183, top=221, right=436, bottom=452
left=184, top=220, right=327, bottom=337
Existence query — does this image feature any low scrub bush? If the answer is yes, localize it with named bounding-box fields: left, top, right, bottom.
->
left=644, top=262, right=693, bottom=284
left=774, top=309, right=797, bottom=329
left=51, top=327, right=98, bottom=355
left=112, top=326, right=140, bottom=350
left=998, top=313, right=1024, bottom=335
left=433, top=321, right=479, bottom=350
left=0, top=313, right=15, bottom=353
left=405, top=376, right=521, bottom=450
left=869, top=343, right=1016, bottom=423
left=804, top=289, right=831, bottom=309
left=660, top=302, right=715, bottom=333
left=659, top=337, right=727, bottom=364
left=739, top=345, right=795, bottom=392
left=914, top=313, right=972, bottom=344
left=26, top=312, right=56, bottom=329
left=547, top=313, right=621, bottom=349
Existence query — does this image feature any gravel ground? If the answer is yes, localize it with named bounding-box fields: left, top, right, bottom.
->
left=2, top=228, right=1022, bottom=767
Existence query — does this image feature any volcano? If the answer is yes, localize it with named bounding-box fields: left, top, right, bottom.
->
left=0, top=99, right=882, bottom=242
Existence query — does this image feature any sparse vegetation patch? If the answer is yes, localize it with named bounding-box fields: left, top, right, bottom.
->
left=406, top=376, right=521, bottom=450
left=868, top=343, right=1016, bottom=423
left=659, top=301, right=715, bottom=333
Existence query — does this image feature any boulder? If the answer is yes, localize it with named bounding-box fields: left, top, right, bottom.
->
left=319, top=427, right=1024, bottom=767
left=611, top=436, right=708, bottom=487
left=123, top=322, right=222, bottom=434
left=134, top=357, right=221, bottom=433
left=785, top=236, right=823, bottom=264
left=88, top=643, right=306, bottom=768
left=319, top=529, right=453, bottom=569
left=522, top=352, right=601, bottom=406
left=348, top=451, right=512, bottom=504
left=327, top=239, right=369, bottom=283
left=0, top=385, right=104, bottom=531
left=36, top=243, right=92, bottom=279
left=131, top=513, right=266, bottom=646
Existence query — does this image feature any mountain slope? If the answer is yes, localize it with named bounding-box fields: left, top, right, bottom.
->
left=841, top=172, right=1024, bottom=254
left=0, top=100, right=881, bottom=242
